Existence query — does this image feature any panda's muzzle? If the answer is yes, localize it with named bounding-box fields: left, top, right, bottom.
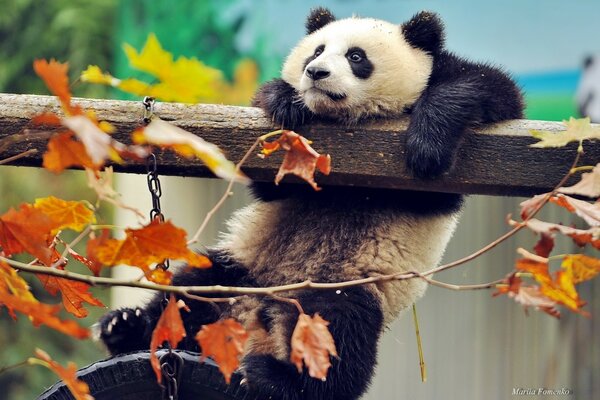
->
left=306, top=66, right=330, bottom=81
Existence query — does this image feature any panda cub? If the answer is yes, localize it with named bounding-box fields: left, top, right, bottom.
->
left=99, top=7, right=523, bottom=400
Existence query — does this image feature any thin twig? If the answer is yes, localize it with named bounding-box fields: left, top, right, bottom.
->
left=188, top=137, right=261, bottom=245
left=1, top=255, right=507, bottom=297
left=0, top=149, right=38, bottom=166
left=0, top=359, right=30, bottom=375
left=0, top=130, right=54, bottom=154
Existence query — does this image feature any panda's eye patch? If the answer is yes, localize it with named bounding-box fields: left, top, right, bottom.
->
left=314, top=45, right=325, bottom=57
left=346, top=48, right=366, bottom=63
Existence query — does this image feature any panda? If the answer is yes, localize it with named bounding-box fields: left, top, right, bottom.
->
left=98, top=7, right=524, bottom=400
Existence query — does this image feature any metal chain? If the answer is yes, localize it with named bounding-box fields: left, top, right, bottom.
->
left=142, top=97, right=178, bottom=400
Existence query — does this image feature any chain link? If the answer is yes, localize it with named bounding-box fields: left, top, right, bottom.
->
left=142, top=98, right=176, bottom=400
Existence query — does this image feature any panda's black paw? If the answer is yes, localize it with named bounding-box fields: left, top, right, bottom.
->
left=95, top=307, right=150, bottom=355
left=252, top=78, right=314, bottom=129
left=405, top=133, right=455, bottom=179
left=240, top=354, right=300, bottom=399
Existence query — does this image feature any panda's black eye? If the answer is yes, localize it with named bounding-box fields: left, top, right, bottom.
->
left=346, top=48, right=367, bottom=63
left=314, top=45, right=325, bottom=57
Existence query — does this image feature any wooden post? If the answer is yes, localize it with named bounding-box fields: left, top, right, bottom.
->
left=0, top=93, right=597, bottom=197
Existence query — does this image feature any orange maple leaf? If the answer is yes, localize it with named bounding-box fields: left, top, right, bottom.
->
left=43, top=132, right=100, bottom=173
left=0, top=204, right=57, bottom=265
left=33, top=59, right=73, bottom=114
left=150, top=295, right=187, bottom=383
left=195, top=318, right=248, bottom=384
left=290, top=313, right=338, bottom=379
left=0, top=288, right=89, bottom=338
left=36, top=274, right=104, bottom=318
left=33, top=348, right=93, bottom=400
left=260, top=130, right=331, bottom=190
left=34, top=196, right=96, bottom=233
left=0, top=261, right=36, bottom=315
left=87, top=220, right=211, bottom=275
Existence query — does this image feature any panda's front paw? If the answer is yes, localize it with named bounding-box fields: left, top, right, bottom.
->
left=405, top=132, right=454, bottom=179
left=97, top=308, right=150, bottom=355
left=252, top=79, right=313, bottom=129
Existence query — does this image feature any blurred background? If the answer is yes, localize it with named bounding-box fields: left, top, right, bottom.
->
left=0, top=0, right=599, bottom=399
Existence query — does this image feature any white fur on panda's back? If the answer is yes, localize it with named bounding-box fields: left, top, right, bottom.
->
left=216, top=200, right=460, bottom=325
left=281, top=17, right=434, bottom=121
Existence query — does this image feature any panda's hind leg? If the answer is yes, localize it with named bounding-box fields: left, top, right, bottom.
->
left=243, top=286, right=384, bottom=400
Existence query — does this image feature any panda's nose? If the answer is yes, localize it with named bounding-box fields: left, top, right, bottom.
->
left=306, top=66, right=330, bottom=80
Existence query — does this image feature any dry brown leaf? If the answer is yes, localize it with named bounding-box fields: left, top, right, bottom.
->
left=290, top=313, right=338, bottom=380
left=195, top=318, right=248, bottom=384
left=149, top=295, right=187, bottom=383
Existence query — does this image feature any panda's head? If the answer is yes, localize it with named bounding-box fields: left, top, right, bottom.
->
left=282, top=7, right=445, bottom=122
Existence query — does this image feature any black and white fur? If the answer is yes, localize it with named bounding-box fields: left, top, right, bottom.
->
left=99, top=8, right=523, bottom=400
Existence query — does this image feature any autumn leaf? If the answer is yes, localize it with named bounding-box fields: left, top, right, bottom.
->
left=290, top=313, right=338, bottom=380
left=34, top=196, right=96, bottom=233
left=83, top=34, right=227, bottom=103
left=36, top=273, right=104, bottom=318
left=530, top=117, right=600, bottom=148
left=549, top=194, right=600, bottom=227
left=132, top=118, right=249, bottom=184
left=494, top=274, right=561, bottom=318
left=533, top=233, right=554, bottom=258
left=515, top=256, right=587, bottom=315
left=0, top=288, right=89, bottom=338
left=32, top=349, right=93, bottom=400
left=150, top=295, right=186, bottom=383
left=68, top=247, right=103, bottom=276
left=519, top=193, right=548, bottom=220
left=260, top=130, right=331, bottom=191
left=0, top=204, right=57, bottom=265
left=195, top=318, right=248, bottom=384
left=86, top=220, right=210, bottom=276
left=0, top=261, right=36, bottom=313
left=561, top=254, right=600, bottom=284
left=145, top=267, right=173, bottom=285
left=558, top=163, right=600, bottom=197
left=62, top=115, right=114, bottom=165
left=33, top=60, right=74, bottom=114
left=85, top=167, right=144, bottom=219
left=509, top=217, right=600, bottom=250
left=43, top=132, right=99, bottom=173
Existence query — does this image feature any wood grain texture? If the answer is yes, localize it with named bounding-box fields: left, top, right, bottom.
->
left=0, top=93, right=596, bottom=197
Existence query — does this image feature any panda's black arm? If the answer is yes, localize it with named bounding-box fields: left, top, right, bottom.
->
left=98, top=251, right=249, bottom=355
left=405, top=58, right=524, bottom=179
left=252, top=78, right=316, bottom=129
left=243, top=286, right=383, bottom=400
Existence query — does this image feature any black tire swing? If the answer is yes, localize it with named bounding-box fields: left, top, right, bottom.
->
left=37, top=350, right=248, bottom=400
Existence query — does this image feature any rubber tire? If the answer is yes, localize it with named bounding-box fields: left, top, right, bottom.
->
left=36, top=350, right=250, bottom=400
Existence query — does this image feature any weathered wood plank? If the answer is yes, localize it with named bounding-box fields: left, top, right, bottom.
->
left=0, top=93, right=596, bottom=197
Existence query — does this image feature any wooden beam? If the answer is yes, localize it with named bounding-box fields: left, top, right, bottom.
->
left=0, top=93, right=596, bottom=197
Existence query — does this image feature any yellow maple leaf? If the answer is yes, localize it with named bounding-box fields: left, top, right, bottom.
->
left=0, top=261, right=36, bottom=304
left=34, top=196, right=96, bottom=233
left=530, top=117, right=600, bottom=148
left=561, top=254, right=600, bottom=284
left=81, top=34, right=257, bottom=105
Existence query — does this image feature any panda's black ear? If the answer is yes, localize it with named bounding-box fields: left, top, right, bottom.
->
left=401, top=11, right=445, bottom=54
left=306, top=7, right=336, bottom=34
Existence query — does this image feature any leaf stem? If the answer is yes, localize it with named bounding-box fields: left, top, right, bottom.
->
left=0, top=149, right=38, bottom=166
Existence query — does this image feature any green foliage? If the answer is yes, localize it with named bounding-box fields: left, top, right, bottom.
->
left=0, top=0, right=116, bottom=97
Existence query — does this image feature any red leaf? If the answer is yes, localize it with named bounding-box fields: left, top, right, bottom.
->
left=36, top=273, right=104, bottom=318
left=0, top=204, right=57, bottom=265
left=150, top=295, right=187, bottom=383
left=533, top=233, right=554, bottom=258
left=290, top=313, right=337, bottom=380
left=195, top=318, right=248, bottom=384
left=33, top=349, right=93, bottom=400
left=261, top=131, right=331, bottom=190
